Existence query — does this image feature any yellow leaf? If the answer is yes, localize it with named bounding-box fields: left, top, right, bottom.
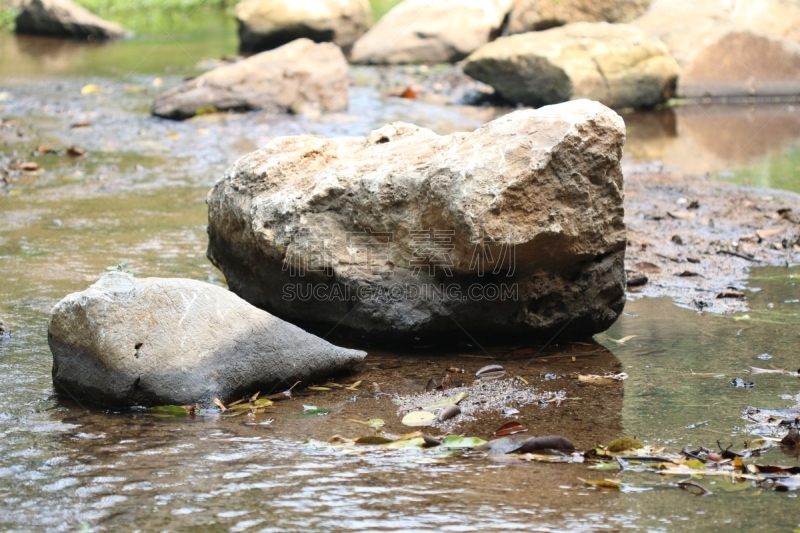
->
left=212, top=397, right=227, bottom=411
left=346, top=380, right=363, bottom=390
left=580, top=478, right=622, bottom=490
left=308, top=386, right=332, bottom=391
left=423, top=392, right=469, bottom=411
left=401, top=411, right=436, bottom=427
left=733, top=456, right=744, bottom=470
left=609, top=335, right=637, bottom=345
left=81, top=84, right=101, bottom=95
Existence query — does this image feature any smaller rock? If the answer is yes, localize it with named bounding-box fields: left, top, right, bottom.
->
left=507, top=0, right=650, bottom=33
left=0, top=317, right=8, bottom=338
left=350, top=0, right=514, bottom=64
left=49, top=272, right=366, bottom=407
left=464, top=22, right=680, bottom=109
left=15, top=0, right=127, bottom=41
left=626, top=273, right=648, bottom=287
left=235, top=0, right=372, bottom=54
left=151, top=38, right=348, bottom=120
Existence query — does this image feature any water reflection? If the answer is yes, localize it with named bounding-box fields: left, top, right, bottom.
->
left=624, top=104, right=800, bottom=192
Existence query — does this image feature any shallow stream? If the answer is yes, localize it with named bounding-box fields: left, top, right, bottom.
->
left=1, top=9, right=799, bottom=532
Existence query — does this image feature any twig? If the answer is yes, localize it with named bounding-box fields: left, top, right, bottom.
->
left=717, top=249, right=763, bottom=262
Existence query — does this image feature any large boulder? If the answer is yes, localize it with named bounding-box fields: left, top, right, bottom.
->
left=151, top=39, right=349, bottom=120
left=235, top=0, right=372, bottom=55
left=15, top=0, right=126, bottom=41
left=350, top=0, right=514, bottom=64
left=507, top=0, right=650, bottom=33
left=49, top=273, right=366, bottom=407
left=634, top=0, right=800, bottom=97
left=206, top=100, right=627, bottom=344
left=463, top=23, right=679, bottom=109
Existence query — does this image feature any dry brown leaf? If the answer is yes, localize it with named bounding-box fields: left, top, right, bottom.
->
left=668, top=211, right=696, bottom=220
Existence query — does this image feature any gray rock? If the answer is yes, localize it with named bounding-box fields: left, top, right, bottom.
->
left=350, top=0, right=514, bottom=64
left=15, top=0, right=126, bottom=41
left=206, top=99, right=627, bottom=344
left=0, top=316, right=8, bottom=338
left=48, top=272, right=366, bottom=407
left=151, top=39, right=349, bottom=120
left=235, top=0, right=372, bottom=54
left=507, top=0, right=650, bottom=33
left=464, top=22, right=679, bottom=109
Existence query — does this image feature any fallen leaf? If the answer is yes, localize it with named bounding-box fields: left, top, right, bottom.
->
left=581, top=478, right=622, bottom=490
left=354, top=436, right=394, bottom=445
left=423, top=392, right=469, bottom=410
left=608, top=335, right=637, bottom=345
left=150, top=405, right=192, bottom=415
left=517, top=435, right=576, bottom=453
left=66, top=146, right=86, bottom=158
left=37, top=146, right=57, bottom=155
left=437, top=404, right=461, bottom=422
left=70, top=120, right=90, bottom=128
left=756, top=228, right=785, bottom=239
left=386, top=437, right=426, bottom=449
left=748, top=367, right=785, bottom=375
left=493, top=421, right=528, bottom=437
left=633, top=262, right=662, bottom=273
left=400, top=87, right=416, bottom=99
left=152, top=77, right=163, bottom=87
left=668, top=211, right=696, bottom=220
left=401, top=411, right=436, bottom=427
left=81, top=84, right=101, bottom=95
left=717, top=290, right=745, bottom=299
left=345, top=380, right=363, bottom=390
left=301, top=405, right=330, bottom=417
left=578, top=373, right=627, bottom=385
left=476, top=364, right=506, bottom=380
left=212, top=397, right=227, bottom=411
left=308, top=386, right=332, bottom=391
left=14, top=162, right=39, bottom=171
left=440, top=435, right=487, bottom=449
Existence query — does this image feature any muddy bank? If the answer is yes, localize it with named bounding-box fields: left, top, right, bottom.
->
left=623, top=165, right=800, bottom=313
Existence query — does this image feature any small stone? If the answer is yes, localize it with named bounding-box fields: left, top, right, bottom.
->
left=671, top=235, right=684, bottom=245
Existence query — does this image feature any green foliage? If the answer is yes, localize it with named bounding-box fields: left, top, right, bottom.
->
left=0, top=7, right=15, bottom=31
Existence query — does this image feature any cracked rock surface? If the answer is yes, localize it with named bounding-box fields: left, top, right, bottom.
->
left=48, top=272, right=366, bottom=407
left=463, top=22, right=679, bottom=109
left=206, top=99, right=627, bottom=345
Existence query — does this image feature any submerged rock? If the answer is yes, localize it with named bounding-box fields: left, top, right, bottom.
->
left=48, top=272, right=366, bottom=407
left=15, top=0, right=126, bottom=41
left=0, top=316, right=8, bottom=338
left=464, top=22, right=679, bottom=109
left=151, top=39, right=348, bottom=120
left=350, top=0, right=513, bottom=64
left=206, top=99, right=627, bottom=344
left=507, top=0, right=650, bottom=33
left=635, top=0, right=800, bottom=98
left=235, top=0, right=372, bottom=54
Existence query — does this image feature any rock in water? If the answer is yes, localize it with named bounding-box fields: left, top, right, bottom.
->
left=634, top=0, right=800, bottom=98
left=151, top=39, right=348, bottom=120
left=463, top=22, right=679, bottom=109
left=350, top=0, right=514, bottom=64
left=235, top=0, right=372, bottom=54
left=48, top=273, right=366, bottom=407
left=206, top=100, right=627, bottom=344
left=0, top=317, right=8, bottom=338
left=507, top=0, right=650, bottom=33
left=15, top=0, right=126, bottom=41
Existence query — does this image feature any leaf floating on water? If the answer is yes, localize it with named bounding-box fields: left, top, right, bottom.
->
left=581, top=478, right=622, bottom=490
left=80, top=84, right=101, bottom=95
left=150, top=405, right=192, bottom=415
left=301, top=405, right=330, bottom=417
left=423, top=392, right=469, bottom=411
left=211, top=397, right=229, bottom=411
left=588, top=462, right=621, bottom=471
left=354, top=436, right=394, bottom=445
left=440, top=435, right=487, bottom=449
left=493, top=421, right=528, bottom=437
left=401, top=411, right=436, bottom=427
left=66, top=146, right=86, bottom=158
left=386, top=437, right=426, bottom=449
left=367, top=418, right=385, bottom=429
left=608, top=335, right=637, bottom=345
left=748, top=367, right=785, bottom=375
left=437, top=404, right=461, bottom=422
